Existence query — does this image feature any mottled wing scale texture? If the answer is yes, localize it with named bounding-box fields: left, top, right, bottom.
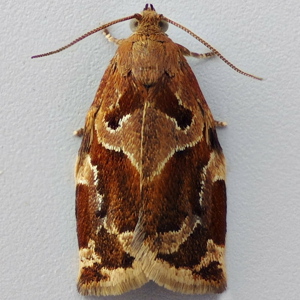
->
left=75, top=5, right=226, bottom=296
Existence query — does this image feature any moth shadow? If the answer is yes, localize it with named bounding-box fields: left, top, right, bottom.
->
left=143, top=282, right=223, bottom=299
left=84, top=282, right=223, bottom=299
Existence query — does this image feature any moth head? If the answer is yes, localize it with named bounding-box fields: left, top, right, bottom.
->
left=129, top=18, right=168, bottom=33
left=130, top=5, right=169, bottom=34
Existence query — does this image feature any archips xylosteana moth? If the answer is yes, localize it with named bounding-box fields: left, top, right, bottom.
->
left=32, top=4, right=261, bottom=296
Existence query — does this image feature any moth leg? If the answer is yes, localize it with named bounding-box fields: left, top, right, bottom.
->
left=214, top=120, right=227, bottom=127
left=73, top=128, right=84, bottom=137
left=177, top=44, right=215, bottom=59
left=189, top=51, right=215, bottom=59
left=103, top=28, right=122, bottom=45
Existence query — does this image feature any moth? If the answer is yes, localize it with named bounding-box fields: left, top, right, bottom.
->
left=33, top=3, right=261, bottom=296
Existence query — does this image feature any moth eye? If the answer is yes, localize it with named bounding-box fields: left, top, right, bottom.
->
left=158, top=20, right=169, bottom=32
left=129, top=19, right=140, bottom=32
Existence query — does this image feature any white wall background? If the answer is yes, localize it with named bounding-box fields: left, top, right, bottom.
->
left=1, top=0, right=300, bottom=299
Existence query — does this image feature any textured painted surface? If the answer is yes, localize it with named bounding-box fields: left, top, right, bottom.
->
left=1, top=0, right=300, bottom=299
